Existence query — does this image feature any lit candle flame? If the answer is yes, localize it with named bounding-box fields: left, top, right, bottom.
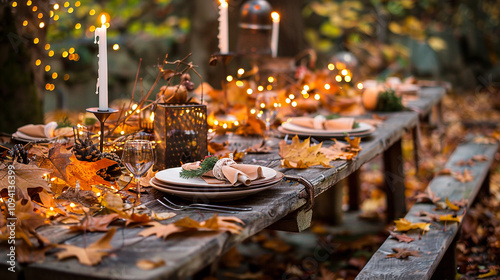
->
left=101, top=14, right=106, bottom=24
left=271, top=12, right=280, bottom=22
left=219, top=0, right=227, bottom=7
left=150, top=112, right=155, bottom=122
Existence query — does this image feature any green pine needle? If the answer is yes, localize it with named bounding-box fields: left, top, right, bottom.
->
left=179, top=155, right=219, bottom=179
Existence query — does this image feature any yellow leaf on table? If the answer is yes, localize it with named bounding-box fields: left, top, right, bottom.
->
left=56, top=227, right=116, bottom=266
left=453, top=168, right=474, bottom=183
left=478, top=269, right=498, bottom=279
left=394, top=218, right=430, bottom=232
left=445, top=197, right=460, bottom=211
left=439, top=214, right=463, bottom=223
left=136, top=259, right=166, bottom=270
left=279, top=136, right=331, bottom=168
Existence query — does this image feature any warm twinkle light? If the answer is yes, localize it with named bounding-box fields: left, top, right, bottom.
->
left=301, top=90, right=307, bottom=95
left=39, top=22, right=45, bottom=28
left=64, top=74, right=69, bottom=80
left=45, top=83, right=50, bottom=90
left=52, top=73, right=58, bottom=79
left=32, top=6, right=37, bottom=11
left=150, top=112, right=155, bottom=122
left=247, top=89, right=253, bottom=95
left=26, top=0, right=32, bottom=6
left=96, top=192, right=101, bottom=197
left=70, top=203, right=76, bottom=208
left=131, top=104, right=138, bottom=110
left=266, top=85, right=272, bottom=90
left=62, top=51, right=68, bottom=57
left=289, top=94, right=295, bottom=99
left=328, top=63, right=335, bottom=70
left=89, top=9, right=95, bottom=15
left=222, top=123, right=228, bottom=129
left=64, top=2, right=70, bottom=7
left=291, top=101, right=298, bottom=107
left=285, top=98, right=291, bottom=104
left=335, top=75, right=342, bottom=82
left=341, top=69, right=348, bottom=76
left=38, top=12, right=43, bottom=19
left=113, top=44, right=120, bottom=50
left=237, top=68, right=245, bottom=76
left=345, top=76, right=351, bottom=82
left=69, top=47, right=75, bottom=54
left=12, top=2, right=17, bottom=7
left=260, top=102, right=265, bottom=108
left=50, top=177, right=56, bottom=182
left=75, top=1, right=81, bottom=7
left=236, top=80, right=244, bottom=87
left=49, top=207, right=54, bottom=211
left=35, top=59, right=41, bottom=66
left=50, top=11, right=54, bottom=17
left=89, top=25, right=96, bottom=32
left=53, top=3, right=59, bottom=9
left=214, top=120, right=219, bottom=125
left=68, top=7, right=74, bottom=13
left=303, top=85, right=310, bottom=91
left=304, top=93, right=310, bottom=99
left=48, top=50, right=54, bottom=57
left=271, top=12, right=280, bottom=22
left=226, top=75, right=233, bottom=82
left=23, top=20, right=28, bottom=26
left=75, top=23, right=81, bottom=29
left=250, top=109, right=256, bottom=114
left=234, top=121, right=239, bottom=126
left=324, top=84, right=331, bottom=90
left=54, top=15, right=59, bottom=21
left=257, top=86, right=264, bottom=91
left=120, top=131, right=125, bottom=135
left=33, top=38, right=39, bottom=44
left=45, top=65, right=51, bottom=71
left=357, top=83, right=364, bottom=90
left=314, top=94, right=320, bottom=100
left=45, top=44, right=50, bottom=50
left=268, top=76, right=275, bottom=83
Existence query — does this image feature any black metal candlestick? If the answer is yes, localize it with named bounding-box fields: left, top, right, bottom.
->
left=86, top=107, right=118, bottom=152
left=209, top=52, right=235, bottom=110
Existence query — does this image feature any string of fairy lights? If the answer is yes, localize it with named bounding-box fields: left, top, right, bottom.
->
left=11, top=0, right=119, bottom=93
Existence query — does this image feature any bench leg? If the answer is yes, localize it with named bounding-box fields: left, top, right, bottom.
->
left=478, top=171, right=491, bottom=198
left=313, top=180, right=344, bottom=225
left=431, top=235, right=457, bottom=280
left=383, top=139, right=406, bottom=222
left=348, top=169, right=361, bottom=211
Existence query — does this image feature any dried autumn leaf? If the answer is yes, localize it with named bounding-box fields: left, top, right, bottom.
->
left=279, top=136, right=331, bottom=168
left=15, top=199, right=50, bottom=246
left=17, top=240, right=55, bottom=264
left=55, top=227, right=116, bottom=266
left=388, top=231, right=415, bottom=243
left=151, top=212, right=176, bottom=221
left=100, top=192, right=124, bottom=213
left=320, top=138, right=360, bottom=161
left=394, top=218, right=430, bottom=232
left=138, top=221, right=184, bottom=240
left=453, top=168, right=474, bottom=183
left=139, top=169, right=158, bottom=187
left=436, top=168, right=452, bottom=176
left=418, top=210, right=440, bottom=222
left=0, top=162, right=52, bottom=200
left=439, top=214, right=463, bottom=223
left=125, top=212, right=154, bottom=226
left=345, top=136, right=362, bottom=152
left=136, top=259, right=166, bottom=270
left=69, top=213, right=120, bottom=232
left=38, top=144, right=72, bottom=183
left=246, top=140, right=272, bottom=154
left=66, top=154, right=117, bottom=190
left=386, top=247, right=421, bottom=259
left=234, top=116, right=265, bottom=137
left=413, top=188, right=441, bottom=204
left=456, top=159, right=475, bottom=167
left=445, top=197, right=460, bottom=211
left=478, top=269, right=498, bottom=278
left=472, top=154, right=489, bottom=162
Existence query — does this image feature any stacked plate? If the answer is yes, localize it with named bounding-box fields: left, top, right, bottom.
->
left=150, top=166, right=283, bottom=201
left=277, top=121, right=375, bottom=138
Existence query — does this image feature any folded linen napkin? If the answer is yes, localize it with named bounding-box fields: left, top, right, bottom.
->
left=181, top=162, right=264, bottom=186
left=13, top=122, right=58, bottom=140
left=289, top=116, right=355, bottom=131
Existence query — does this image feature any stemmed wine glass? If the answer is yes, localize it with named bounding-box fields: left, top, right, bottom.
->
left=122, top=140, right=155, bottom=205
left=255, top=91, right=280, bottom=137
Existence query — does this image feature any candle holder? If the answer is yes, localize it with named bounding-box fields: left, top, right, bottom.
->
left=86, top=107, right=118, bottom=152
left=209, top=52, right=235, bottom=110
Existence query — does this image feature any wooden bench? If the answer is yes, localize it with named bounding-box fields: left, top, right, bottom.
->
left=356, top=138, right=498, bottom=280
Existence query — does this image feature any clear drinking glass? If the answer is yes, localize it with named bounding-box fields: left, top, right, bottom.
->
left=255, top=91, right=280, bottom=136
left=122, top=140, right=155, bottom=205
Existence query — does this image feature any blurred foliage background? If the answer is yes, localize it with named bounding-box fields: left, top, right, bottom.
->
left=2, top=0, right=500, bottom=131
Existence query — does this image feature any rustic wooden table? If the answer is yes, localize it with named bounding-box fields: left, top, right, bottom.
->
left=0, top=87, right=445, bottom=280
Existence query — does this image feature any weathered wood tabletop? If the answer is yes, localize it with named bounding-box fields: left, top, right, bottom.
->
left=0, top=87, right=445, bottom=280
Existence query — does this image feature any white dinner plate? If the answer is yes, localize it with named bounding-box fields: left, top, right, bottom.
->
left=150, top=180, right=281, bottom=202
left=281, top=121, right=373, bottom=134
left=155, top=166, right=278, bottom=187
left=277, top=125, right=376, bottom=138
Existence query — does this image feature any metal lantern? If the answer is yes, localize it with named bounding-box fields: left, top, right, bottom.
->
left=236, top=0, right=273, bottom=56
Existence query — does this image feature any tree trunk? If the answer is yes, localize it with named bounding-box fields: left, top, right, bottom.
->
left=0, top=3, right=45, bottom=133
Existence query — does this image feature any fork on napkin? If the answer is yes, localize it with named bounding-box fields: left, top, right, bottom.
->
left=182, top=162, right=264, bottom=186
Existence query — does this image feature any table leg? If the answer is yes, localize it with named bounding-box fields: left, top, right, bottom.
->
left=383, top=139, right=406, bottom=222
left=412, top=124, right=422, bottom=174
left=313, top=180, right=344, bottom=225
left=348, top=169, right=361, bottom=211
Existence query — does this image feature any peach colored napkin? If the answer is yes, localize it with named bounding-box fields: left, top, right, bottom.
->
left=181, top=162, right=264, bottom=186
left=17, top=124, right=46, bottom=138
left=289, top=116, right=355, bottom=130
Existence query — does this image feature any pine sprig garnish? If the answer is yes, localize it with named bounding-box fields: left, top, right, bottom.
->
left=179, top=155, right=219, bottom=179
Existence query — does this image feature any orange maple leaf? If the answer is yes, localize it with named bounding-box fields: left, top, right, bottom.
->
left=55, top=227, right=116, bottom=266
left=66, top=154, right=117, bottom=190
left=0, top=162, right=52, bottom=200
left=279, top=136, right=331, bottom=168
left=69, top=213, right=120, bottom=232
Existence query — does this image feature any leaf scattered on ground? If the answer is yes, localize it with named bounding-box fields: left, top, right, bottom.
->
left=394, top=218, right=430, bottom=232
left=386, top=247, right=421, bottom=259
left=388, top=231, right=415, bottom=243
